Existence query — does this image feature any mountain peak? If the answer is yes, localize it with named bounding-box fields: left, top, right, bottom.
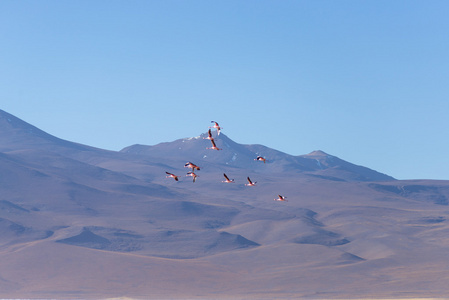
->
left=0, top=109, right=95, bottom=153
left=0, top=109, right=42, bottom=133
left=120, top=132, right=394, bottom=181
left=305, top=150, right=331, bottom=157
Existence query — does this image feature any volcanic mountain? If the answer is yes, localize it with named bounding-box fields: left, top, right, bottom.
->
left=0, top=109, right=448, bottom=299
left=121, top=132, right=394, bottom=182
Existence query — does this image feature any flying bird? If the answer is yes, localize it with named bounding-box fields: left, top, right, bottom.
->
left=209, top=121, right=221, bottom=135
left=255, top=156, right=266, bottom=163
left=274, top=195, right=287, bottom=202
left=222, top=173, right=234, bottom=183
left=203, top=129, right=214, bottom=141
left=206, top=139, right=222, bottom=151
left=184, top=162, right=200, bottom=171
left=165, top=172, right=179, bottom=181
left=186, top=172, right=199, bottom=183
left=245, top=177, right=257, bottom=186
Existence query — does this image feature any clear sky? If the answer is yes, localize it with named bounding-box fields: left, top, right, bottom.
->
left=1, top=1, right=449, bottom=180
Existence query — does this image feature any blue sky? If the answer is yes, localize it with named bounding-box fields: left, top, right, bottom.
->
left=1, top=1, right=449, bottom=180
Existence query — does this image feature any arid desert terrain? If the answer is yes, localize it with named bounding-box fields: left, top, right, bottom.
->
left=0, top=109, right=448, bottom=299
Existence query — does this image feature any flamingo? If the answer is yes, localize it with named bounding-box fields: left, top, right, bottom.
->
left=184, top=162, right=200, bottom=171
left=255, top=156, right=266, bottom=163
left=274, top=195, right=287, bottom=202
left=206, top=139, right=222, bottom=151
left=209, top=121, right=221, bottom=136
left=186, top=172, right=199, bottom=183
left=203, top=129, right=214, bottom=141
left=165, top=172, right=179, bottom=181
left=222, top=173, right=234, bottom=183
left=245, top=177, right=257, bottom=186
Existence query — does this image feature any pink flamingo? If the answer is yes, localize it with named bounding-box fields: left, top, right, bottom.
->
left=165, top=172, right=179, bottom=181
left=206, top=139, right=222, bottom=151
left=209, top=121, right=222, bottom=136
left=203, top=129, right=214, bottom=141
left=222, top=173, right=234, bottom=183
left=184, top=162, right=200, bottom=171
left=186, top=172, right=199, bottom=183
left=255, top=156, right=266, bottom=163
left=274, top=195, right=287, bottom=202
left=245, top=177, right=257, bottom=186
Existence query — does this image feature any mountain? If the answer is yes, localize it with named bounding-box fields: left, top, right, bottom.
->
left=0, top=109, right=393, bottom=182
left=0, top=109, right=449, bottom=299
left=121, top=132, right=395, bottom=182
left=0, top=109, right=98, bottom=153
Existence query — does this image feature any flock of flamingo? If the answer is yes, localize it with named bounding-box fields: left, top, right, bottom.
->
left=165, top=121, right=287, bottom=202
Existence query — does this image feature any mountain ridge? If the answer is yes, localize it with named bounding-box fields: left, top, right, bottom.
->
left=121, top=131, right=395, bottom=182
left=0, top=109, right=107, bottom=154
left=1, top=109, right=393, bottom=182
